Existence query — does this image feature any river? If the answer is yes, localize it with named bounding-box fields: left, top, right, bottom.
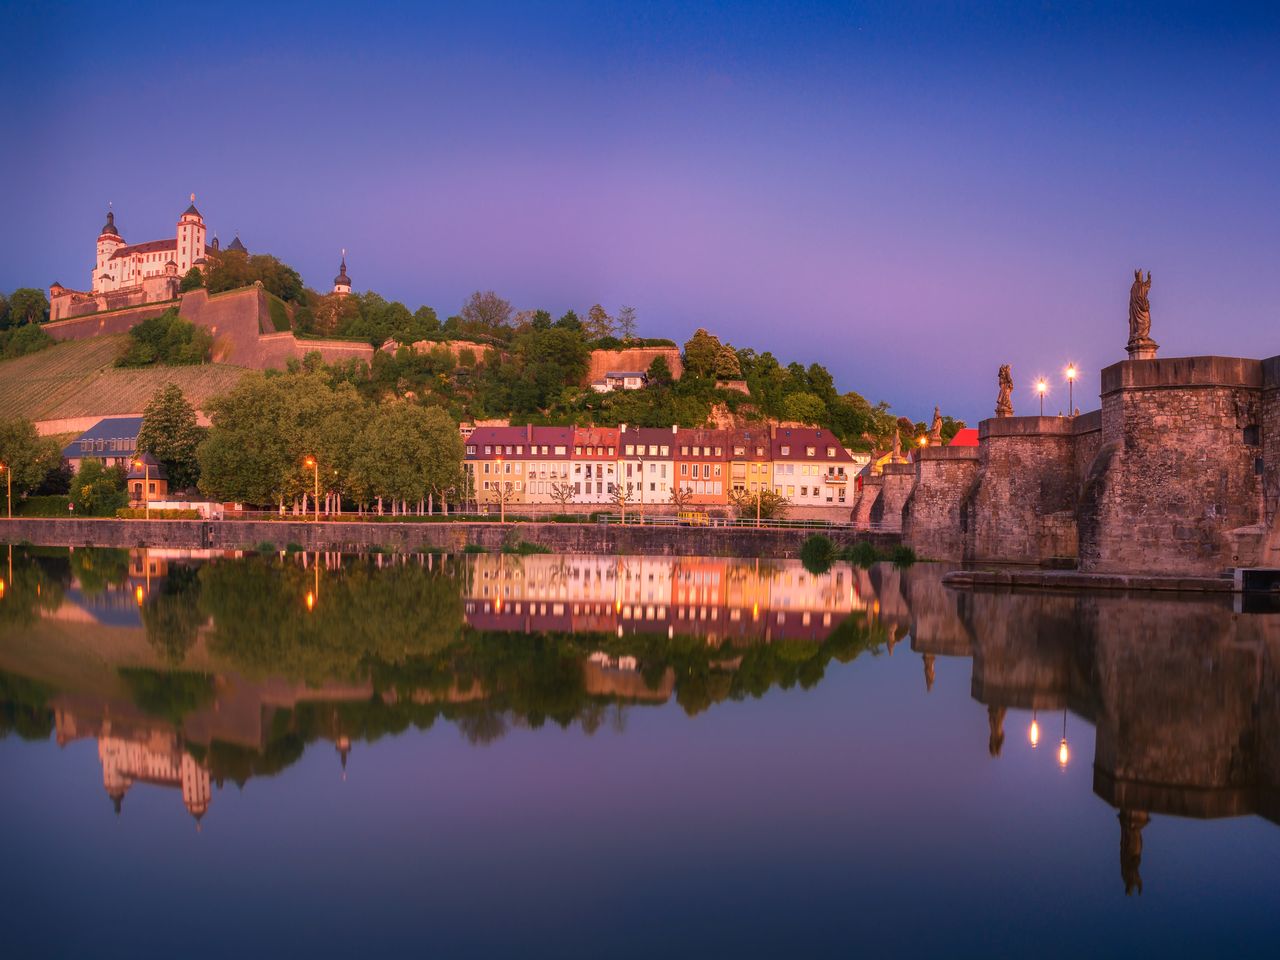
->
left=0, top=546, right=1277, bottom=957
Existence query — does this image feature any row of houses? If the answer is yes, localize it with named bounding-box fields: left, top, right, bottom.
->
left=465, top=423, right=867, bottom=510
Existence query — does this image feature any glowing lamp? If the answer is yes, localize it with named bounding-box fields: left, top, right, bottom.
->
left=1058, top=738, right=1070, bottom=768
left=135, top=585, right=145, bottom=605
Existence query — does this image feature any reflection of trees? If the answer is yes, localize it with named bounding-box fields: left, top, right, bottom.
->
left=118, top=668, right=215, bottom=725
left=69, top=548, right=130, bottom=596
left=0, top=547, right=66, bottom=629
left=0, top=669, right=54, bottom=741
left=141, top=564, right=204, bottom=665
left=199, top=556, right=466, bottom=684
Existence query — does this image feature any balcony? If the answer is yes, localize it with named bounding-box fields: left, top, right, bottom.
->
left=822, top=472, right=848, bottom=485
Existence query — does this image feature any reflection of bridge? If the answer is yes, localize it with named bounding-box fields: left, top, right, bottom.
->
left=894, top=564, right=1280, bottom=895
left=462, top=554, right=869, bottom=643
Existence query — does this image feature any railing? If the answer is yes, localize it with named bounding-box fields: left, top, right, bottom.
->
left=595, top=513, right=892, bottom=531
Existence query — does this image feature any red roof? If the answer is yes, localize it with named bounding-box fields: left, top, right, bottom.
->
left=769, top=426, right=854, bottom=463
left=465, top=425, right=574, bottom=458
left=948, top=428, right=979, bottom=447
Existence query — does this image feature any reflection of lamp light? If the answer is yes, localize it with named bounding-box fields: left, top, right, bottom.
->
left=305, top=590, right=315, bottom=612
left=1029, top=711, right=1040, bottom=748
left=1058, top=709, right=1069, bottom=768
left=135, top=585, right=145, bottom=605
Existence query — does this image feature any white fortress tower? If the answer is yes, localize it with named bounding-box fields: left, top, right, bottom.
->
left=333, top=249, right=352, bottom=296
left=90, top=194, right=208, bottom=294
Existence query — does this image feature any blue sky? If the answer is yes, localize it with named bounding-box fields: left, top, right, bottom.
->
left=2, top=1, right=1277, bottom=422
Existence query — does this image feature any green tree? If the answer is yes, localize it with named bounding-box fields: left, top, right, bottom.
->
left=616, top=305, right=638, bottom=341
left=0, top=291, right=9, bottom=328
left=585, top=303, right=614, bottom=340
left=138, top=384, right=204, bottom=490
left=0, top=323, right=54, bottom=360
left=0, top=418, right=62, bottom=505
left=647, top=355, right=673, bottom=386
left=72, top=460, right=127, bottom=515
left=782, top=392, right=827, bottom=425
left=179, top=267, right=205, bottom=292
left=460, top=290, right=512, bottom=329
left=6, top=288, right=49, bottom=326
left=682, top=329, right=725, bottom=380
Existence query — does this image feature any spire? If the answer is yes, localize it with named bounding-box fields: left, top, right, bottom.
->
left=333, top=249, right=352, bottom=293
left=100, top=204, right=119, bottom=237
left=183, top=192, right=202, bottom=219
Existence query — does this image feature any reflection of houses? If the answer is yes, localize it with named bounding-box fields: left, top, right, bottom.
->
left=463, top=554, right=867, bottom=644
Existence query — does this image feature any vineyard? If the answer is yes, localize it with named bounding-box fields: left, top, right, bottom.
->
left=0, top=335, right=251, bottom=422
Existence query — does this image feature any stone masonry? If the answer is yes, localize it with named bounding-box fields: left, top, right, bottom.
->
left=869, top=462, right=914, bottom=533
left=901, top=446, right=979, bottom=560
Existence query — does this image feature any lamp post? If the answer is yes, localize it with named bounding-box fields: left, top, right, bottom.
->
left=0, top=463, right=9, bottom=519
left=1065, top=364, right=1077, bottom=416
left=1036, top=378, right=1048, bottom=416
left=131, top=458, right=150, bottom=519
left=1058, top=709, right=1069, bottom=769
left=303, top=456, right=319, bottom=522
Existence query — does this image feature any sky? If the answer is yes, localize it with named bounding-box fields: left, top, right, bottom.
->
left=2, top=0, right=1278, bottom=424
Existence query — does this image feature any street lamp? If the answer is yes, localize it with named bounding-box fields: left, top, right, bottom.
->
left=1036, top=378, right=1048, bottom=416
left=0, top=463, right=9, bottom=519
left=131, top=458, right=150, bottom=519
left=1065, top=364, right=1077, bottom=416
left=303, top=456, right=319, bottom=522
left=1058, top=709, right=1070, bottom=769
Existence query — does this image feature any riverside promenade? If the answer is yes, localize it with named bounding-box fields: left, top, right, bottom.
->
left=0, top=518, right=900, bottom=559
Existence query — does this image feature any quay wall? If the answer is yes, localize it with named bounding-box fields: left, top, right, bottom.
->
left=0, top=518, right=900, bottom=558
left=869, top=463, right=914, bottom=533
left=901, top=446, right=979, bottom=561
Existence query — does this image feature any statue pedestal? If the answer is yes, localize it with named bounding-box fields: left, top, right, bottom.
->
left=1126, top=337, right=1159, bottom=361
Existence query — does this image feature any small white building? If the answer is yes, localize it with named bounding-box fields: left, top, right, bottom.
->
left=590, top=370, right=648, bottom=393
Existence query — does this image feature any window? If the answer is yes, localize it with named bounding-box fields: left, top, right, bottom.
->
left=801, top=486, right=808, bottom=497
left=575, top=446, right=582, bottom=456
left=680, top=463, right=689, bottom=477
left=466, top=445, right=476, bottom=455
left=608, top=447, right=615, bottom=456
left=714, top=465, right=722, bottom=477
left=504, top=445, right=513, bottom=455
left=780, top=445, right=790, bottom=456
left=806, top=446, right=815, bottom=456
left=734, top=446, right=745, bottom=456
left=554, top=445, right=566, bottom=455
left=680, top=446, right=688, bottom=456
left=714, top=447, right=722, bottom=456
left=702, top=464, right=710, bottom=479
left=483, top=463, right=491, bottom=474
left=660, top=445, right=668, bottom=456
left=625, top=445, right=635, bottom=456
left=827, top=446, right=836, bottom=457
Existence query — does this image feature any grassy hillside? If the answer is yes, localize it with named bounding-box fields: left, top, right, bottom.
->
left=0, top=334, right=251, bottom=422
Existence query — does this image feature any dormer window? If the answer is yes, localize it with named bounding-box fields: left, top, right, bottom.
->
left=780, top=445, right=790, bottom=456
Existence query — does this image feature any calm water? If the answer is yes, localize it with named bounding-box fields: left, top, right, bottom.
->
left=1, top=546, right=1278, bottom=958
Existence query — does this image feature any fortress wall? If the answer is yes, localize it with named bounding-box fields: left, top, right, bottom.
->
left=902, top=445, right=980, bottom=561
left=869, top=463, right=914, bottom=533
left=586, top=347, right=684, bottom=383
left=45, top=301, right=177, bottom=340
left=851, top=474, right=883, bottom=529
left=966, top=416, right=1079, bottom=563
left=1079, top=357, right=1264, bottom=576
left=1072, top=409, right=1104, bottom=485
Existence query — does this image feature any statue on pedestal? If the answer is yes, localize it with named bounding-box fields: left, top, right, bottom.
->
left=928, top=406, right=943, bottom=444
left=891, top=428, right=902, bottom=461
left=996, top=365, right=1014, bottom=418
left=1127, top=269, right=1158, bottom=359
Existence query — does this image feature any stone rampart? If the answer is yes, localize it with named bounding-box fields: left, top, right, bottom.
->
left=0, top=518, right=899, bottom=558
left=869, top=463, right=914, bottom=533
left=851, top=474, right=883, bottom=529
left=586, top=346, right=684, bottom=383
left=44, top=301, right=178, bottom=341
left=965, top=416, right=1080, bottom=563
left=901, top=445, right=979, bottom=560
left=1078, top=356, right=1264, bottom=576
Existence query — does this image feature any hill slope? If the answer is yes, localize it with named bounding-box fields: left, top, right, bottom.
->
left=0, top=335, right=251, bottom=424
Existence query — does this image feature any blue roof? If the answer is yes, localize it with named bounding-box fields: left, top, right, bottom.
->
left=62, top=416, right=144, bottom=460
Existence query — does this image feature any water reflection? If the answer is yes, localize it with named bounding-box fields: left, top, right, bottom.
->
left=2, top=545, right=1279, bottom=900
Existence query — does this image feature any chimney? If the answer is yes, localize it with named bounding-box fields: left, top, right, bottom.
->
left=526, top=424, right=533, bottom=443
left=671, top=424, right=678, bottom=434
left=620, top=423, right=627, bottom=433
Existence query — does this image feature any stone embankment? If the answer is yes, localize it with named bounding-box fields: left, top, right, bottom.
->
left=0, top=518, right=899, bottom=558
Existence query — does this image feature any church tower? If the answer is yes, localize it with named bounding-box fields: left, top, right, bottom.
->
left=333, top=250, right=352, bottom=296
left=93, top=206, right=125, bottom=293
left=176, top=193, right=206, bottom=275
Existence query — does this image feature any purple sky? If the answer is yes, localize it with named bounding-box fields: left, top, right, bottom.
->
left=3, top=1, right=1278, bottom=424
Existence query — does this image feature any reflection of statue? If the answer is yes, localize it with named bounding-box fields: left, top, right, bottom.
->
left=995, top=365, right=1014, bottom=418
left=929, top=406, right=943, bottom=444
left=987, top=705, right=1006, bottom=757
left=1126, top=270, right=1158, bottom=358
left=923, top=653, right=935, bottom=692
left=1119, top=809, right=1150, bottom=896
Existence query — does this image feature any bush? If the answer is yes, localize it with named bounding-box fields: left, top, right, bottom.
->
left=115, top=508, right=201, bottom=520
left=256, top=541, right=278, bottom=553
left=889, top=545, right=918, bottom=566
left=16, top=494, right=76, bottom=517
left=463, top=544, right=487, bottom=553
left=0, top=323, right=54, bottom=360
left=501, top=540, right=552, bottom=555
left=842, top=541, right=881, bottom=568
left=799, top=534, right=837, bottom=574
left=116, top=309, right=212, bottom=367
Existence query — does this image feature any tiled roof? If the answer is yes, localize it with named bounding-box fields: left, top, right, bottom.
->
left=948, top=428, right=979, bottom=447
left=465, top=425, right=575, bottom=458
left=62, top=416, right=144, bottom=459
left=769, top=426, right=854, bottom=462
left=110, top=238, right=178, bottom=259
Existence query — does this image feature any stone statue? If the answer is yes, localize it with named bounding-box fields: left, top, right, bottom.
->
left=891, top=428, right=902, bottom=461
left=996, top=364, right=1014, bottom=418
left=929, top=406, right=943, bottom=444
left=1126, top=269, right=1158, bottom=359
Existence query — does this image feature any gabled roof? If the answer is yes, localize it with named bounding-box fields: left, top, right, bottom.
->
left=63, top=416, right=144, bottom=459
left=110, top=238, right=177, bottom=259
left=948, top=428, right=979, bottom=447
left=465, top=425, right=575, bottom=457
